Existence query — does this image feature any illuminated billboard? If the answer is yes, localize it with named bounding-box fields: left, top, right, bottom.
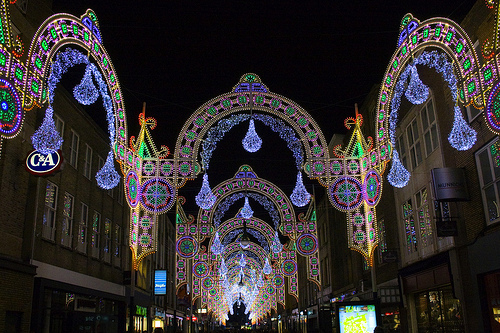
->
left=336, top=301, right=380, bottom=333
left=154, top=270, right=167, bottom=295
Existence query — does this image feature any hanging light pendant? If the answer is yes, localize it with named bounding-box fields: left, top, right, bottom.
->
left=448, top=105, right=477, bottom=151
left=290, top=171, right=311, bottom=207
left=195, top=173, right=217, bottom=210
left=211, top=231, right=224, bottom=255
left=219, top=257, right=228, bottom=276
left=31, top=105, right=63, bottom=154
left=271, top=231, right=283, bottom=253
left=242, top=119, right=262, bottom=152
left=73, top=63, right=99, bottom=105
left=240, top=197, right=254, bottom=219
left=387, top=149, right=411, bottom=188
left=95, top=150, right=120, bottom=190
left=405, top=64, right=429, bottom=105
left=239, top=252, right=247, bottom=267
left=263, top=257, right=272, bottom=275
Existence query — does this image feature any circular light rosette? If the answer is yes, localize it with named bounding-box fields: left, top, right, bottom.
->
left=125, top=170, right=140, bottom=208
left=328, top=176, right=363, bottom=211
left=193, top=261, right=209, bottom=278
left=202, top=277, right=214, bottom=290
left=363, top=169, right=382, bottom=206
left=176, top=236, right=198, bottom=258
left=296, top=233, right=318, bottom=256
left=281, top=259, right=298, bottom=276
left=140, top=177, right=176, bottom=213
left=0, top=79, right=23, bottom=138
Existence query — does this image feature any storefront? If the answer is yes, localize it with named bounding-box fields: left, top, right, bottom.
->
left=400, top=253, right=464, bottom=332
left=31, top=277, right=126, bottom=333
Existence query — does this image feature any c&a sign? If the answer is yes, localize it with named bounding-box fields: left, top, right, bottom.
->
left=25, top=150, right=63, bottom=176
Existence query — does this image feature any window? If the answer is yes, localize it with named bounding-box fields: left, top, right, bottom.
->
left=406, top=118, right=423, bottom=170
left=117, top=179, right=124, bottom=205
left=403, top=198, right=418, bottom=254
left=476, top=138, right=500, bottom=225
left=61, top=193, right=74, bottom=248
left=83, top=144, right=92, bottom=179
left=103, top=219, right=111, bottom=263
left=416, top=188, right=434, bottom=248
left=54, top=113, right=64, bottom=137
left=396, top=134, right=408, bottom=169
left=42, top=181, right=58, bottom=241
left=14, top=0, right=28, bottom=14
left=114, top=225, right=122, bottom=267
left=98, top=156, right=104, bottom=171
left=420, top=99, right=439, bottom=157
left=77, top=203, right=88, bottom=253
left=70, top=130, right=79, bottom=168
left=91, top=211, right=101, bottom=258
left=378, top=219, right=387, bottom=264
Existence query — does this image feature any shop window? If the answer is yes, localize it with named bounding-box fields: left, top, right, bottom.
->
left=378, top=219, right=387, bottom=264
left=61, top=192, right=74, bottom=248
left=91, top=211, right=101, bottom=258
left=42, top=181, right=58, bottom=241
left=103, top=219, right=112, bottom=263
left=482, top=271, right=500, bottom=332
left=414, top=286, right=464, bottom=332
left=476, top=138, right=500, bottom=225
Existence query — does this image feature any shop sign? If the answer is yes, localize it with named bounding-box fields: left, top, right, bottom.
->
left=25, top=149, right=63, bottom=176
left=436, top=220, right=458, bottom=237
left=431, top=168, right=469, bottom=201
left=135, top=305, right=147, bottom=317
left=382, top=250, right=398, bottom=263
left=154, top=270, right=167, bottom=295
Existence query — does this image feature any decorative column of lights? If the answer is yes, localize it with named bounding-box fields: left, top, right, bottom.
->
left=263, top=258, right=272, bottom=275
left=196, top=173, right=217, bottom=209
left=239, top=252, right=247, bottom=267
left=211, top=231, right=224, bottom=255
left=214, top=192, right=280, bottom=229
left=387, top=50, right=476, bottom=187
left=241, top=196, right=254, bottom=219
left=32, top=48, right=119, bottom=189
left=290, top=171, right=311, bottom=207
left=271, top=231, right=283, bottom=254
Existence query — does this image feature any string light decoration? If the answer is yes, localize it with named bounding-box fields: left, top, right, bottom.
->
left=73, top=63, right=99, bottom=105
left=387, top=150, right=411, bottom=188
left=239, top=252, right=247, bottom=267
left=195, top=173, right=217, bottom=210
left=290, top=171, right=311, bottom=207
left=405, top=64, right=429, bottom=105
left=240, top=197, right=254, bottom=219
left=211, top=231, right=224, bottom=255
left=263, top=258, right=272, bottom=275
left=448, top=105, right=477, bottom=151
left=242, top=118, right=262, bottom=152
left=271, top=231, right=283, bottom=254
left=219, top=257, right=228, bottom=276
left=31, top=105, right=63, bottom=154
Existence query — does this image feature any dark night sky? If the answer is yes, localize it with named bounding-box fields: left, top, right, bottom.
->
left=50, top=0, right=479, bottom=214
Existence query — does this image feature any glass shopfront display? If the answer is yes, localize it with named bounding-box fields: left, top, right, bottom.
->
left=414, top=286, right=464, bottom=333
left=482, top=271, right=500, bottom=332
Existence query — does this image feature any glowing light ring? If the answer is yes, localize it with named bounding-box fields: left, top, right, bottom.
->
left=202, top=277, right=214, bottom=290
left=193, top=261, right=209, bottom=278
left=273, top=274, right=284, bottom=288
left=347, top=160, right=359, bottom=174
left=330, top=160, right=342, bottom=174
left=140, top=178, right=176, bottom=213
left=142, top=161, right=155, bottom=176
left=281, top=259, right=297, bottom=276
left=0, top=79, right=22, bottom=137
left=296, top=233, right=318, bottom=256
left=139, top=233, right=152, bottom=247
left=125, top=170, right=140, bottom=208
left=363, top=170, right=382, bottom=206
left=328, top=176, right=363, bottom=211
left=176, top=236, right=198, bottom=258
left=140, top=216, right=153, bottom=230
left=160, top=161, right=173, bottom=176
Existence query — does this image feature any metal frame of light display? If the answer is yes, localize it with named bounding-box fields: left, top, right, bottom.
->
left=175, top=165, right=320, bottom=324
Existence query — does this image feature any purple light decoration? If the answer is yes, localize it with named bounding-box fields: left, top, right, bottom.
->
left=242, top=119, right=262, bottom=152
left=95, top=150, right=120, bottom=189
left=448, top=106, right=477, bottom=151
left=195, top=173, right=217, bottom=210
left=405, top=65, right=429, bottom=105
left=73, top=63, right=99, bottom=105
left=290, top=171, right=311, bottom=207
left=263, top=258, right=272, bottom=275
left=241, top=197, right=254, bottom=219
left=271, top=231, right=283, bottom=254
left=31, top=106, right=63, bottom=154
left=211, top=231, right=224, bottom=255
left=387, top=149, right=410, bottom=188
left=239, top=253, right=247, bottom=267
left=220, top=257, right=228, bottom=276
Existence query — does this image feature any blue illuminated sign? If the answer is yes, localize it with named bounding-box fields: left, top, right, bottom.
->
left=154, top=270, right=167, bottom=295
